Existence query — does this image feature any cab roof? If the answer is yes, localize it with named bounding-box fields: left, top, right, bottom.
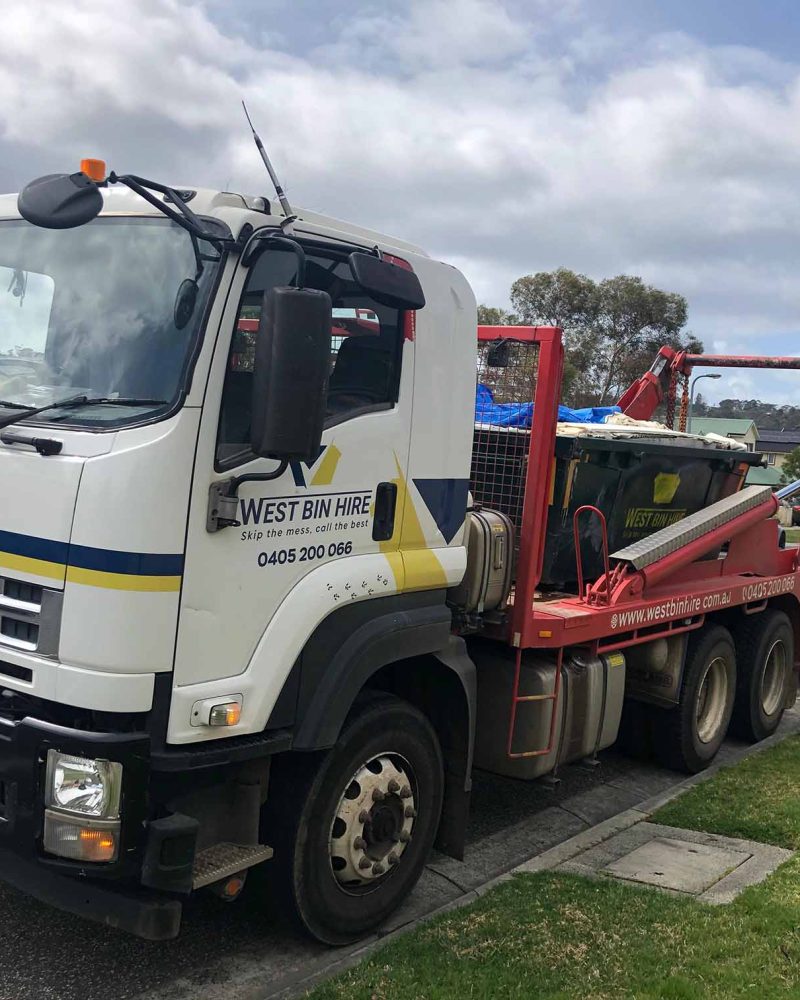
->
left=0, top=185, right=427, bottom=258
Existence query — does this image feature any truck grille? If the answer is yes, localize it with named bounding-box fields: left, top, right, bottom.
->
left=0, top=618, right=39, bottom=648
left=4, top=580, right=43, bottom=605
left=0, top=574, right=63, bottom=657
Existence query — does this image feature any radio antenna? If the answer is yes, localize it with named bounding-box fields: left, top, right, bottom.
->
left=242, top=100, right=296, bottom=228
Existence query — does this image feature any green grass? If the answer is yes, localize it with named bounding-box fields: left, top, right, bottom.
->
left=307, top=737, right=800, bottom=1000
left=784, top=528, right=800, bottom=544
left=653, top=735, right=800, bottom=849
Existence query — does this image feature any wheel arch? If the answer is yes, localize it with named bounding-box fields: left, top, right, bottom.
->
left=360, top=639, right=476, bottom=859
left=284, top=590, right=475, bottom=860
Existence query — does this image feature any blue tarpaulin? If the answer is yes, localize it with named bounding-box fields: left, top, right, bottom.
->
left=475, top=383, right=619, bottom=427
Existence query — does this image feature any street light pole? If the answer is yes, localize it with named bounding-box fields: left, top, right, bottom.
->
left=688, top=373, right=722, bottom=432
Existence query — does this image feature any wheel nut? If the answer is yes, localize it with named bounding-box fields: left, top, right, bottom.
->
left=388, top=852, right=399, bottom=866
left=372, top=863, right=385, bottom=875
left=372, top=788, right=386, bottom=802
left=358, top=810, right=370, bottom=823
left=387, top=779, right=400, bottom=793
left=400, top=785, right=412, bottom=799
left=358, top=857, right=371, bottom=870
left=354, top=836, right=366, bottom=850
left=404, top=806, right=417, bottom=819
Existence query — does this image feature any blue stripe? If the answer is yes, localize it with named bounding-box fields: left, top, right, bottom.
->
left=0, top=529, right=68, bottom=565
left=68, top=544, right=184, bottom=577
left=0, top=529, right=183, bottom=577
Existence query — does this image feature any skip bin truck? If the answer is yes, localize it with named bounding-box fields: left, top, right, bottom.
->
left=0, top=159, right=796, bottom=943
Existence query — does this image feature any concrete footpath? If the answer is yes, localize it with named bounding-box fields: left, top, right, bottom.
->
left=134, top=707, right=800, bottom=1000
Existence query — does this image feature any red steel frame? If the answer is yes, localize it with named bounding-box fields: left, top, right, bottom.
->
left=618, top=346, right=800, bottom=425
left=476, top=325, right=566, bottom=646
left=477, top=325, right=800, bottom=758
left=476, top=324, right=800, bottom=652
left=478, top=325, right=565, bottom=758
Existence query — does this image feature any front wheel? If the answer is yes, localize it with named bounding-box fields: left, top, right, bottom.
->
left=653, top=625, right=736, bottom=774
left=263, top=694, right=444, bottom=944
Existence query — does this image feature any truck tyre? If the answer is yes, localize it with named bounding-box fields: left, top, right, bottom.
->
left=263, top=693, right=444, bottom=945
left=730, top=609, right=793, bottom=743
left=653, top=625, right=736, bottom=774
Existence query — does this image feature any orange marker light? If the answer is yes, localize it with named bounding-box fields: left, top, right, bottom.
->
left=80, top=158, right=107, bottom=183
left=77, top=827, right=117, bottom=861
left=223, top=876, right=245, bottom=897
left=209, top=701, right=242, bottom=727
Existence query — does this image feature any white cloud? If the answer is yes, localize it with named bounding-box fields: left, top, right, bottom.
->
left=2, top=0, right=800, bottom=402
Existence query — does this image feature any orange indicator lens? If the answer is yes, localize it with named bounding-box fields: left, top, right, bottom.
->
left=80, top=158, right=106, bottom=182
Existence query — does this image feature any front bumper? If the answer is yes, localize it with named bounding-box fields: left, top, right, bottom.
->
left=0, top=713, right=182, bottom=939
left=0, top=843, right=181, bottom=939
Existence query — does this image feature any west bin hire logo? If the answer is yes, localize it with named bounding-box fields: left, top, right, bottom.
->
left=623, top=472, right=686, bottom=536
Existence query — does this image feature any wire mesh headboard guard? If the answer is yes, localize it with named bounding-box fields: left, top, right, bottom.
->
left=471, top=339, right=540, bottom=569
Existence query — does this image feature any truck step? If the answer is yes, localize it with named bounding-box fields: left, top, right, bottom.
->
left=610, top=484, right=774, bottom=571
left=192, top=842, right=274, bottom=890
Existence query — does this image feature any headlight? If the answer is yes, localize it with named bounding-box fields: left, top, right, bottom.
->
left=44, top=751, right=123, bottom=863
left=45, top=750, right=122, bottom=819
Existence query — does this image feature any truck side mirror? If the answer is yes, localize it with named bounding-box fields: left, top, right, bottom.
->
left=18, top=173, right=103, bottom=230
left=349, top=252, right=425, bottom=310
left=250, top=286, right=332, bottom=463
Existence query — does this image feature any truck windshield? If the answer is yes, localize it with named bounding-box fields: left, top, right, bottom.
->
left=0, top=217, right=221, bottom=428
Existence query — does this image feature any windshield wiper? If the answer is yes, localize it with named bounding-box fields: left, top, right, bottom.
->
left=67, top=397, right=168, bottom=408
left=0, top=395, right=168, bottom=430
left=0, top=400, right=36, bottom=410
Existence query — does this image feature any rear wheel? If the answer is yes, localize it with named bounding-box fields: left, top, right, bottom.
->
left=730, top=609, right=793, bottom=743
left=654, top=625, right=736, bottom=773
left=263, top=694, right=443, bottom=944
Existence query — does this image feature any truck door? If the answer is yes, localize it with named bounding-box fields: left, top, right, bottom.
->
left=172, top=239, right=416, bottom=730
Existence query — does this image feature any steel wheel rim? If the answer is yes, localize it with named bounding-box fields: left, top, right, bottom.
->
left=328, top=752, right=417, bottom=895
left=696, top=655, right=728, bottom=744
left=761, top=639, right=786, bottom=717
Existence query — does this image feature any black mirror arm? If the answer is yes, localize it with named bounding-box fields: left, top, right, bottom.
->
left=108, top=173, right=235, bottom=254
left=188, top=230, right=204, bottom=281
left=207, top=459, right=289, bottom=532
left=228, top=459, right=289, bottom=495
left=242, top=232, right=307, bottom=285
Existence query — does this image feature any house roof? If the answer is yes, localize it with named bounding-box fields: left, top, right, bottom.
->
left=746, top=465, right=785, bottom=487
left=757, top=429, right=800, bottom=452
left=689, top=417, right=758, bottom=438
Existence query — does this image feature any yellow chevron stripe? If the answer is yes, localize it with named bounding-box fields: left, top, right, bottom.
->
left=379, top=455, right=447, bottom=592
left=65, top=567, right=182, bottom=592
left=310, top=444, right=342, bottom=486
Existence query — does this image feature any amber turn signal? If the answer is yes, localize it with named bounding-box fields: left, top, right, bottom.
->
left=209, top=701, right=242, bottom=727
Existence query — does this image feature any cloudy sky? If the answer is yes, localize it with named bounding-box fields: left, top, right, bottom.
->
left=3, top=0, right=800, bottom=404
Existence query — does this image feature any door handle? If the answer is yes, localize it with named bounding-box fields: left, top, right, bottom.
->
left=372, top=482, right=398, bottom=541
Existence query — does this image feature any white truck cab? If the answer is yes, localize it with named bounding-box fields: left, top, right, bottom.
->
left=0, top=167, right=477, bottom=942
